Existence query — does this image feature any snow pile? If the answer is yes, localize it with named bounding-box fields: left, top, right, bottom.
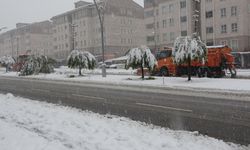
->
left=173, top=36, right=207, bottom=64
left=0, top=93, right=248, bottom=150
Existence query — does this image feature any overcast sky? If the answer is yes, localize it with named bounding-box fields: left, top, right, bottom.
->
left=0, top=0, right=143, bottom=30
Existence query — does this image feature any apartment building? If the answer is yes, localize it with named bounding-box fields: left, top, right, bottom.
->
left=201, top=0, right=250, bottom=52
left=144, top=0, right=250, bottom=52
left=0, top=21, right=53, bottom=58
left=51, top=0, right=145, bottom=61
left=144, top=0, right=198, bottom=53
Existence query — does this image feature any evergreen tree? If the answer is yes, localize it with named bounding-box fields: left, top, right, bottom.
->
left=126, top=46, right=157, bottom=79
left=67, top=50, right=96, bottom=76
left=173, top=36, right=207, bottom=81
left=20, top=55, right=54, bottom=76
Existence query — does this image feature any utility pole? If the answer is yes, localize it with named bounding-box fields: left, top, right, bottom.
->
left=10, top=33, right=14, bottom=57
left=93, top=0, right=107, bottom=77
left=16, top=37, right=19, bottom=62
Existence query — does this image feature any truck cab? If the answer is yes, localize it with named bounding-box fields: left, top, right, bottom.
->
left=155, top=48, right=176, bottom=76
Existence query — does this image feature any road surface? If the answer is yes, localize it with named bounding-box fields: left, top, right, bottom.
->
left=0, top=76, right=249, bottom=145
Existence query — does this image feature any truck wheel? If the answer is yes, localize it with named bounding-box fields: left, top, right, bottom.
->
left=160, top=67, right=169, bottom=76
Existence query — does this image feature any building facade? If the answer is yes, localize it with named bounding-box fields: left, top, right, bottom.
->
left=201, top=0, right=250, bottom=52
left=144, top=0, right=250, bottom=52
left=144, top=0, right=198, bottom=53
left=51, top=0, right=145, bottom=61
left=0, top=21, right=53, bottom=59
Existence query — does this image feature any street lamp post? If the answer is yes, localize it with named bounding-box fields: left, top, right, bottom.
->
left=70, top=23, right=78, bottom=51
left=93, top=0, right=107, bottom=77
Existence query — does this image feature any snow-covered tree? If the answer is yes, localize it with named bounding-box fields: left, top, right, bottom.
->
left=37, top=56, right=55, bottom=74
left=173, top=36, right=207, bottom=81
left=0, top=56, right=15, bottom=72
left=126, top=46, right=157, bottom=79
left=20, top=55, right=54, bottom=76
left=67, top=50, right=96, bottom=76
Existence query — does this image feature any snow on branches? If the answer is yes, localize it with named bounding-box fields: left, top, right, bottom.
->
left=67, top=50, right=96, bottom=76
left=0, top=56, right=15, bottom=72
left=126, top=46, right=157, bottom=79
left=20, top=55, right=54, bottom=76
left=173, top=36, right=207, bottom=65
left=0, top=56, right=15, bottom=66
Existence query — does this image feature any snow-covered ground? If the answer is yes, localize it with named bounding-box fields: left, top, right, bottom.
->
left=237, top=69, right=250, bottom=78
left=1, top=67, right=250, bottom=93
left=0, top=93, right=248, bottom=150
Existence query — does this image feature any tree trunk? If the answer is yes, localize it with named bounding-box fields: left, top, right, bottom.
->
left=141, top=66, right=144, bottom=80
left=79, top=67, right=82, bottom=76
left=188, top=55, right=191, bottom=81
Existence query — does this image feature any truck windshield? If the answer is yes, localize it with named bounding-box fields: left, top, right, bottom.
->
left=156, top=50, right=172, bottom=60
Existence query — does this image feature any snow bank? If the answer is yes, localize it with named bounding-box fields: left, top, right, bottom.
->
left=0, top=93, right=248, bottom=150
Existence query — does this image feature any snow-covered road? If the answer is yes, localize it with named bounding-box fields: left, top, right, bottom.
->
left=0, top=93, right=248, bottom=150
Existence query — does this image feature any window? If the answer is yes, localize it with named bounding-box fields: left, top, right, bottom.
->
left=169, top=4, right=174, bottom=13
left=162, top=33, right=168, bottom=41
left=231, top=6, right=237, bottom=16
left=169, top=18, right=174, bottom=26
left=145, top=10, right=154, bottom=18
left=162, top=20, right=167, bottom=28
left=249, top=4, right=250, bottom=13
left=147, top=36, right=155, bottom=43
left=206, top=11, right=213, bottom=18
left=230, top=40, right=238, bottom=51
left=221, top=25, right=227, bottom=33
left=162, top=6, right=167, bottom=15
left=206, top=27, right=213, bottom=34
left=180, top=16, right=187, bottom=22
left=170, top=32, right=175, bottom=41
left=156, top=35, right=160, bottom=42
left=221, top=40, right=227, bottom=45
left=221, top=8, right=226, bottom=18
left=206, top=41, right=214, bottom=46
left=181, top=30, right=187, bottom=36
left=180, top=1, right=186, bottom=9
left=146, top=23, right=154, bottom=29
left=231, top=23, right=238, bottom=32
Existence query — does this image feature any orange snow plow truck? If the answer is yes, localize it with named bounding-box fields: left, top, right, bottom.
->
left=155, top=45, right=237, bottom=78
